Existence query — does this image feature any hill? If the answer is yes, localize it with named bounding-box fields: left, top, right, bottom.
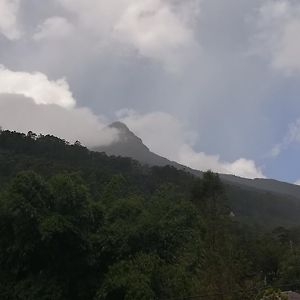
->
left=95, top=122, right=300, bottom=199
left=0, top=127, right=297, bottom=228
left=1, top=128, right=300, bottom=299
left=94, top=122, right=300, bottom=228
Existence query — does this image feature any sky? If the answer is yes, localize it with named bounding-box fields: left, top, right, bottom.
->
left=1, top=0, right=300, bottom=182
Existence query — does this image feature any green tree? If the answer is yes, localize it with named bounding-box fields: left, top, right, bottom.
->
left=260, top=288, right=288, bottom=300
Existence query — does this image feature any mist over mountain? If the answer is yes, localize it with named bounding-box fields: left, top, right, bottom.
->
left=94, top=121, right=183, bottom=168
left=95, top=122, right=300, bottom=200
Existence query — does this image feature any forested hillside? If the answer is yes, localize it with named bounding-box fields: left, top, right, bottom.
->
left=1, top=129, right=300, bottom=299
left=95, top=122, right=300, bottom=229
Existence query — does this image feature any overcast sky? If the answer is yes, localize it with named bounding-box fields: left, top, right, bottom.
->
left=1, top=0, right=300, bottom=182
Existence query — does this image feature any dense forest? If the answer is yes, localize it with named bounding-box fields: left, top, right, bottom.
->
left=0, top=129, right=300, bottom=299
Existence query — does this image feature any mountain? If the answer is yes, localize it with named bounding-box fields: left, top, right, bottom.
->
left=3, top=129, right=300, bottom=300
left=95, top=122, right=300, bottom=200
left=95, top=121, right=191, bottom=169
left=1, top=127, right=300, bottom=228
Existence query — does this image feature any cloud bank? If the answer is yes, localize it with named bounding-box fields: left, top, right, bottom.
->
left=0, top=67, right=118, bottom=147
left=33, top=17, right=74, bottom=41
left=55, top=0, right=201, bottom=71
left=0, top=94, right=118, bottom=147
left=255, top=0, right=300, bottom=74
left=0, top=64, right=264, bottom=178
left=0, top=0, right=20, bottom=40
left=1, top=1, right=291, bottom=180
left=0, top=66, right=75, bottom=108
left=271, top=117, right=300, bottom=158
left=118, top=110, right=265, bottom=179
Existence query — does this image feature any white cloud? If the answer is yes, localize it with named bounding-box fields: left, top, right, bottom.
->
left=0, top=66, right=119, bottom=146
left=295, top=179, right=300, bottom=186
left=116, top=109, right=194, bottom=158
left=114, top=0, right=199, bottom=71
left=0, top=94, right=118, bottom=147
left=118, top=110, right=265, bottom=179
left=0, top=65, right=75, bottom=108
left=179, top=145, right=265, bottom=179
left=255, top=0, right=300, bottom=74
left=0, top=0, right=20, bottom=40
left=270, top=118, right=300, bottom=157
left=56, top=0, right=201, bottom=71
left=33, top=17, right=74, bottom=41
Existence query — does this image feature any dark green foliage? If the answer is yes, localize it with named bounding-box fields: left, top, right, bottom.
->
left=1, top=129, right=300, bottom=299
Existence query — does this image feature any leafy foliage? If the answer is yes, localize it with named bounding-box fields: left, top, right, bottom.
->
left=0, top=129, right=300, bottom=299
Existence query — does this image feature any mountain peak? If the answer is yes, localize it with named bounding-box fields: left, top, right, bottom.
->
left=94, top=121, right=158, bottom=161
left=109, top=121, right=144, bottom=145
left=109, top=121, right=130, bottom=131
left=94, top=121, right=177, bottom=166
left=94, top=123, right=300, bottom=200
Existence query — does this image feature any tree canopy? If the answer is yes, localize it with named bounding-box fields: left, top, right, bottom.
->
left=0, top=129, right=300, bottom=299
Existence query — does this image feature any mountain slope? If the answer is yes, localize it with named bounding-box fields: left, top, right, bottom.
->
left=95, top=122, right=300, bottom=200
left=1, top=128, right=300, bottom=228
left=95, top=122, right=173, bottom=167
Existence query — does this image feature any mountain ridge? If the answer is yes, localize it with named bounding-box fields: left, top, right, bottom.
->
left=94, top=122, right=300, bottom=200
left=1, top=126, right=300, bottom=228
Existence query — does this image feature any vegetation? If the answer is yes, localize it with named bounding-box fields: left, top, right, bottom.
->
left=0, top=129, right=300, bottom=299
